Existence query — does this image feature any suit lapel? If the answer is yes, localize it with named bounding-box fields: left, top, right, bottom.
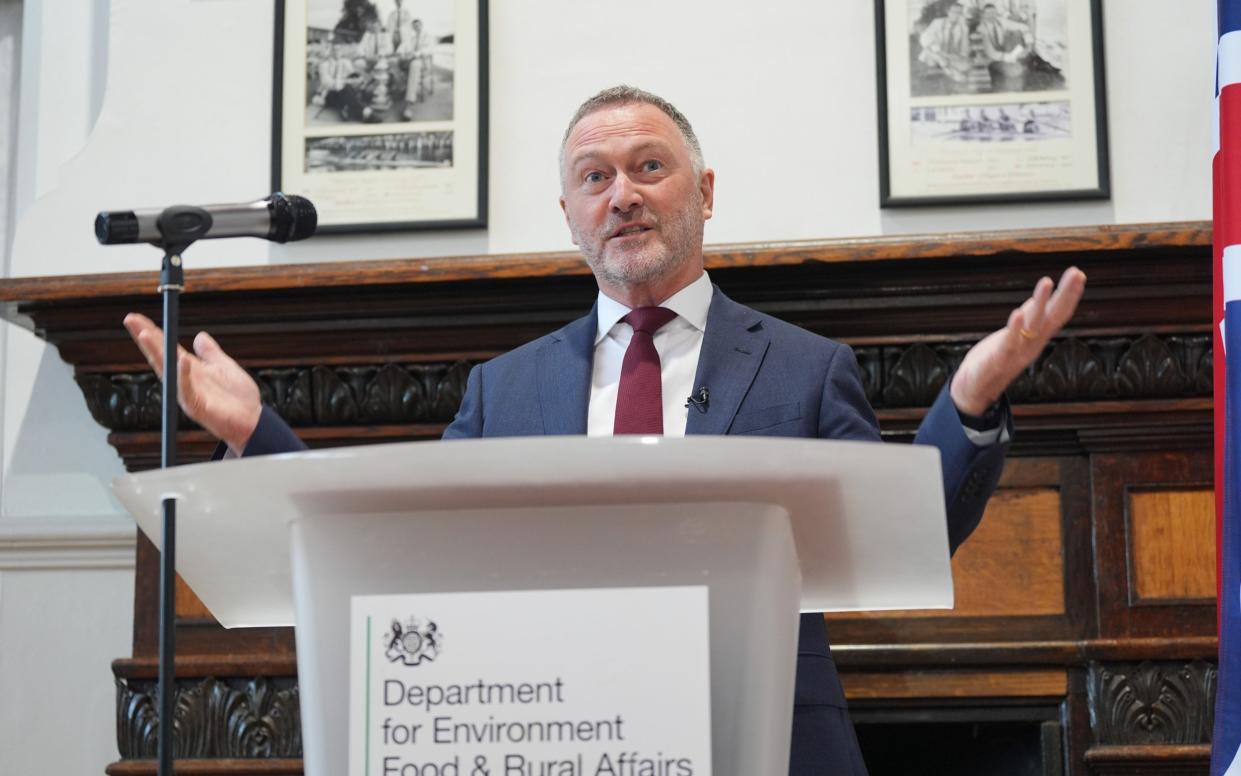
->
left=536, top=306, right=596, bottom=435
left=686, top=289, right=770, bottom=436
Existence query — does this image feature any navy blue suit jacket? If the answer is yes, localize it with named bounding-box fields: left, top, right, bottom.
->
left=245, top=287, right=1009, bottom=775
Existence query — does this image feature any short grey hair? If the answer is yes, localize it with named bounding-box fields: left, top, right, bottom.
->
left=559, top=85, right=705, bottom=184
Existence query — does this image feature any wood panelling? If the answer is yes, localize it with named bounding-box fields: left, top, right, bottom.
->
left=836, top=486, right=1064, bottom=619
left=832, top=637, right=1219, bottom=667
left=114, top=655, right=299, bottom=679
left=132, top=533, right=296, bottom=658
left=0, top=223, right=1212, bottom=382
left=824, top=456, right=1091, bottom=646
left=175, top=576, right=213, bottom=621
left=920, top=484, right=1064, bottom=616
left=0, top=222, right=1217, bottom=776
left=115, top=675, right=300, bottom=760
left=106, top=761, right=304, bottom=775
left=1127, top=488, right=1216, bottom=603
left=841, top=669, right=1068, bottom=700
left=0, top=221, right=1210, bottom=305
left=1092, top=451, right=1218, bottom=639
left=1086, top=660, right=1216, bottom=746
left=1082, top=745, right=1210, bottom=776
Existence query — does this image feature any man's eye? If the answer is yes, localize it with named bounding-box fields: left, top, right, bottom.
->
left=584, top=172, right=604, bottom=184
left=641, top=160, right=663, bottom=172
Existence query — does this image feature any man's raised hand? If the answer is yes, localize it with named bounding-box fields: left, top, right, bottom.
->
left=123, top=313, right=263, bottom=455
left=950, top=267, right=1087, bottom=417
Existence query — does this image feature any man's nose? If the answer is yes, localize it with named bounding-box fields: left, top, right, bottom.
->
left=609, top=173, right=643, bottom=213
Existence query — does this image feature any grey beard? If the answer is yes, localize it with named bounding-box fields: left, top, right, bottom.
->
left=574, top=207, right=703, bottom=292
left=584, top=245, right=683, bottom=289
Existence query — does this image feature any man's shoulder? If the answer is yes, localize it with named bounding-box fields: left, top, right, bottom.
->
left=712, top=292, right=846, bottom=355
left=483, top=333, right=554, bottom=370
left=475, top=311, right=594, bottom=375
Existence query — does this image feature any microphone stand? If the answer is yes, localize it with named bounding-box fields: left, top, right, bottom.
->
left=150, top=207, right=212, bottom=776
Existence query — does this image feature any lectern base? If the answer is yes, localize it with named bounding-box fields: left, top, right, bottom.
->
left=290, top=502, right=801, bottom=776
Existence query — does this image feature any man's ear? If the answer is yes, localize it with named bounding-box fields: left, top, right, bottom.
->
left=699, top=168, right=716, bottom=220
left=559, top=196, right=578, bottom=246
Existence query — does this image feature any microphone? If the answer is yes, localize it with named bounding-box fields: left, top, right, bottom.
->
left=685, top=386, right=710, bottom=412
left=95, top=193, right=317, bottom=246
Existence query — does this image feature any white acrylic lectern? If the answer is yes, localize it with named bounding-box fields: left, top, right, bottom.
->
left=113, top=436, right=954, bottom=776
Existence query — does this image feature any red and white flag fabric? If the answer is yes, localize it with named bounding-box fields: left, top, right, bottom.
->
left=1215, top=1, right=1241, bottom=773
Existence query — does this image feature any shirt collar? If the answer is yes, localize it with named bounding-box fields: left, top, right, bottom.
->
left=594, top=271, right=713, bottom=345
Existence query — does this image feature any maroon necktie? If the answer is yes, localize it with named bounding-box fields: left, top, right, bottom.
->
left=614, top=306, right=678, bottom=435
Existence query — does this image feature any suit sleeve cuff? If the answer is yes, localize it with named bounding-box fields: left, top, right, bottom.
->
left=210, top=405, right=309, bottom=460
left=956, top=395, right=1012, bottom=447
left=243, top=405, right=309, bottom=456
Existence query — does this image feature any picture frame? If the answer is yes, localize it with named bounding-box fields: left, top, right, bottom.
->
left=875, top=0, right=1109, bottom=207
left=272, top=0, right=488, bottom=233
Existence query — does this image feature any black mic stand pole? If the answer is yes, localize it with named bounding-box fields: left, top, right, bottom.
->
left=150, top=207, right=212, bottom=776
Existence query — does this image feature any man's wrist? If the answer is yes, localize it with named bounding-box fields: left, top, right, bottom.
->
left=948, top=370, right=998, bottom=417
left=225, top=402, right=264, bottom=457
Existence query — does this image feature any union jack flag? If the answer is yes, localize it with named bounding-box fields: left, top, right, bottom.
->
left=1215, top=2, right=1241, bottom=773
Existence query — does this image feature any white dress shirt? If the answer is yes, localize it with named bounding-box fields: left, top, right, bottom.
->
left=586, top=270, right=1003, bottom=445
left=587, top=271, right=713, bottom=437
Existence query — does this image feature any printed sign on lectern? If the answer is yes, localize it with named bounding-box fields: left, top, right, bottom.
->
left=349, top=587, right=713, bottom=776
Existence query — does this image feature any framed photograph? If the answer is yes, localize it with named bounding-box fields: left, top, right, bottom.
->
left=875, top=0, right=1109, bottom=207
left=272, top=0, right=488, bottom=233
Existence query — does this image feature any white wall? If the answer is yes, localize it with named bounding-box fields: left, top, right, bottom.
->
left=1, top=2, right=136, bottom=774
left=0, top=541, right=134, bottom=776
left=6, top=0, right=1219, bottom=280
left=0, top=0, right=1218, bottom=773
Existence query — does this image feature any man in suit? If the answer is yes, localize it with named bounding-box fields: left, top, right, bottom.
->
left=918, top=3, right=972, bottom=84
left=124, top=86, right=1085, bottom=774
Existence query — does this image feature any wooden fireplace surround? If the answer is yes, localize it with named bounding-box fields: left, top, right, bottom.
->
left=0, top=221, right=1217, bottom=775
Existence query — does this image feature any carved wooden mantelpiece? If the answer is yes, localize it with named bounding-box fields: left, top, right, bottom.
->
left=0, top=221, right=1214, bottom=468
left=0, top=221, right=1217, bottom=776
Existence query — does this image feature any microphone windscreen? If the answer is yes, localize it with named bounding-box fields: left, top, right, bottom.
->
left=267, top=193, right=318, bottom=243
left=95, top=211, right=140, bottom=245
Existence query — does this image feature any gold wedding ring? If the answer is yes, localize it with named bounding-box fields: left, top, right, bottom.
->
left=1019, top=327, right=1037, bottom=340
